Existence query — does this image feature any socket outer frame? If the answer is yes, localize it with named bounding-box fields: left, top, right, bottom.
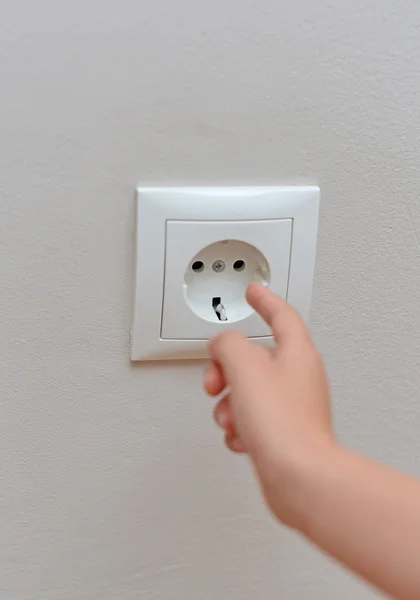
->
left=131, top=186, right=320, bottom=361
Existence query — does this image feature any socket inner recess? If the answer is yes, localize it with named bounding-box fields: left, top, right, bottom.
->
left=184, top=240, right=270, bottom=323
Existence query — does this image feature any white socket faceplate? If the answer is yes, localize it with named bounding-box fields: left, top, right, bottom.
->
left=131, top=186, right=319, bottom=361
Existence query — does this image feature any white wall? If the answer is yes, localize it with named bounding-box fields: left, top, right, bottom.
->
left=2, top=1, right=420, bottom=598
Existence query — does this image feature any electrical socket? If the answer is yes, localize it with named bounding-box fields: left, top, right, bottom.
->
left=131, top=186, right=319, bottom=361
left=161, top=218, right=291, bottom=341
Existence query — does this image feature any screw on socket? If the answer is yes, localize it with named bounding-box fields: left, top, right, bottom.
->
left=212, top=260, right=225, bottom=273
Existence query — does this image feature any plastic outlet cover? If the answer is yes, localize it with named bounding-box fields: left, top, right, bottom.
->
left=131, top=186, right=320, bottom=361
left=161, top=219, right=292, bottom=340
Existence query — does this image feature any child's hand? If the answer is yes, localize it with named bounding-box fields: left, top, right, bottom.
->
left=205, top=282, right=420, bottom=600
left=204, top=282, right=334, bottom=526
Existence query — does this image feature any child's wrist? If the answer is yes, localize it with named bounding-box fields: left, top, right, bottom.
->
left=265, top=437, right=339, bottom=530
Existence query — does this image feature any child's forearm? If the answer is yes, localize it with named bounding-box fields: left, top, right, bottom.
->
left=293, top=445, right=420, bottom=600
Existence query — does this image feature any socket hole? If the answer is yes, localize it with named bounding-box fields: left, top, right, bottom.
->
left=192, top=260, right=204, bottom=273
left=212, top=297, right=228, bottom=321
left=233, top=259, right=245, bottom=272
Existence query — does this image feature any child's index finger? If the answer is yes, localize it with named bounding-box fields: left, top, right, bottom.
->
left=246, top=282, right=309, bottom=345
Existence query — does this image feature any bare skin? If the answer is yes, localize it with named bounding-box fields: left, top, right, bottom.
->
left=204, top=282, right=420, bottom=600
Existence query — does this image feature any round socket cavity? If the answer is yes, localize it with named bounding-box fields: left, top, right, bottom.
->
left=184, top=240, right=270, bottom=323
